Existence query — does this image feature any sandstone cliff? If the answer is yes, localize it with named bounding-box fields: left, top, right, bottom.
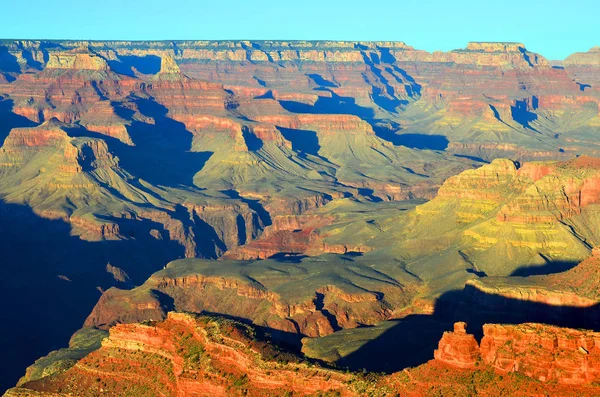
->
left=8, top=315, right=600, bottom=397
left=435, top=322, right=600, bottom=385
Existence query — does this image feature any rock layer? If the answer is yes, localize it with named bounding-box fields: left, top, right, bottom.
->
left=436, top=322, right=600, bottom=385
left=8, top=315, right=600, bottom=397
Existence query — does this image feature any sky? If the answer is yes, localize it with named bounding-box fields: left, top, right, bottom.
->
left=1, top=0, right=598, bottom=60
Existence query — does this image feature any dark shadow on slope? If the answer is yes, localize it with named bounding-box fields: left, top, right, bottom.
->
left=199, top=311, right=305, bottom=350
left=577, top=82, right=592, bottom=92
left=466, top=268, right=488, bottom=277
left=518, top=47, right=535, bottom=68
left=268, top=253, right=308, bottom=263
left=307, top=73, right=339, bottom=88
left=255, top=90, right=274, bottom=99
left=373, top=47, right=422, bottom=97
left=235, top=214, right=247, bottom=246
left=331, top=316, right=451, bottom=372
left=192, top=213, right=228, bottom=259
left=277, top=126, right=321, bottom=157
left=222, top=189, right=272, bottom=227
left=360, top=50, right=410, bottom=113
left=454, top=154, right=489, bottom=163
left=279, top=91, right=442, bottom=150
left=0, top=200, right=186, bottom=393
left=0, top=46, right=21, bottom=73
left=336, top=284, right=600, bottom=373
left=489, top=104, right=502, bottom=121
left=166, top=203, right=235, bottom=259
left=70, top=97, right=213, bottom=188
left=279, top=92, right=375, bottom=119
left=510, top=259, right=579, bottom=277
left=278, top=92, right=406, bottom=155
left=371, top=86, right=407, bottom=113
left=254, top=77, right=267, bottom=87
left=18, top=48, right=44, bottom=70
left=314, top=292, right=341, bottom=331
left=357, top=188, right=383, bottom=202
left=108, top=55, right=161, bottom=76
left=0, top=98, right=38, bottom=146
left=384, top=133, right=449, bottom=150
left=390, top=69, right=422, bottom=97
left=511, top=98, right=538, bottom=130
left=241, top=126, right=263, bottom=151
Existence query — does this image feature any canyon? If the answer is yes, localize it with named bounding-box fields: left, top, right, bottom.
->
left=8, top=313, right=600, bottom=396
left=1, top=39, right=600, bottom=395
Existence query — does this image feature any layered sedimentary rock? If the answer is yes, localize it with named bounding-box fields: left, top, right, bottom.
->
left=460, top=246, right=600, bottom=328
left=433, top=322, right=480, bottom=368
left=83, top=255, right=419, bottom=338
left=2, top=39, right=599, bottom=164
left=373, top=156, right=600, bottom=291
left=0, top=119, right=262, bottom=257
left=565, top=46, right=600, bottom=66
left=2, top=38, right=600, bottom=393
left=435, top=322, right=600, bottom=385
left=9, top=315, right=600, bottom=397
left=45, top=48, right=110, bottom=71
left=6, top=313, right=356, bottom=397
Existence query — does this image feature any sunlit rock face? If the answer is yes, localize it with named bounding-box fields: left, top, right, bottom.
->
left=2, top=39, right=600, bottom=395
left=434, top=322, right=480, bottom=369
left=435, top=322, right=600, bottom=385
left=9, top=315, right=600, bottom=397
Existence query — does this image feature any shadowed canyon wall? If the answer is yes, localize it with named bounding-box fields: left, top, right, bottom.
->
left=1, top=39, right=600, bottom=393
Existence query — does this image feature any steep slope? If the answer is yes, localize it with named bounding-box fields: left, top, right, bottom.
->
left=6, top=312, right=358, bottom=397
left=3, top=39, right=600, bottom=164
left=435, top=321, right=600, bottom=385
left=7, top=314, right=600, bottom=397
left=464, top=246, right=600, bottom=318
left=0, top=42, right=483, bottom=392
left=0, top=119, right=263, bottom=260
left=1, top=39, right=600, bottom=392
left=357, top=156, right=600, bottom=295
left=69, top=157, right=600, bottom=355
left=84, top=254, right=420, bottom=338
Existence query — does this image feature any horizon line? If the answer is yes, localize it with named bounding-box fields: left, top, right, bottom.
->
left=2, top=38, right=597, bottom=61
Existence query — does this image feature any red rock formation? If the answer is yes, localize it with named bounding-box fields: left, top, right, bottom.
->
left=435, top=322, right=600, bottom=385
left=10, top=315, right=600, bottom=397
left=254, top=114, right=374, bottom=135
left=3, top=38, right=600, bottom=393
left=2, top=119, right=69, bottom=147
left=433, top=322, right=480, bottom=369
left=8, top=313, right=355, bottom=397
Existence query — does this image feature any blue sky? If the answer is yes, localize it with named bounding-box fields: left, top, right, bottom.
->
left=2, top=0, right=598, bottom=59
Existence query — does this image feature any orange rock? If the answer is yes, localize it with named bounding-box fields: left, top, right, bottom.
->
left=433, top=322, right=480, bottom=369
left=435, top=322, right=600, bottom=385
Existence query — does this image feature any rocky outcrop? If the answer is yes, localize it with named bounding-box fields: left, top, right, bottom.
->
left=398, top=156, right=600, bottom=278
left=45, top=50, right=109, bottom=71
left=435, top=322, right=600, bottom=385
left=83, top=255, right=417, bottom=338
left=565, top=46, right=600, bottom=66
left=2, top=119, right=70, bottom=148
left=158, top=55, right=180, bottom=74
left=10, top=315, right=600, bottom=397
left=254, top=114, right=374, bottom=135
left=8, top=313, right=356, bottom=397
left=433, top=322, right=480, bottom=368
left=3, top=38, right=600, bottom=393
left=460, top=247, right=600, bottom=323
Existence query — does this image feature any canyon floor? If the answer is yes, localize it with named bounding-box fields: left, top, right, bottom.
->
left=1, top=39, right=600, bottom=395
